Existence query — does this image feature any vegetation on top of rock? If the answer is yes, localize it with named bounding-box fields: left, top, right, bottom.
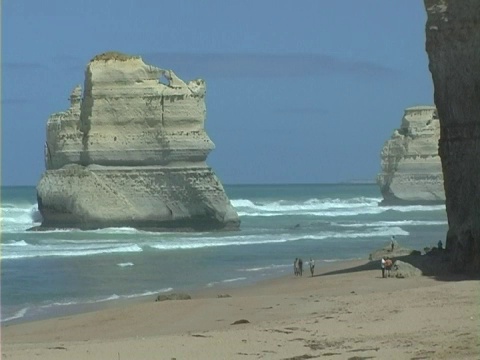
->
left=91, top=51, right=140, bottom=62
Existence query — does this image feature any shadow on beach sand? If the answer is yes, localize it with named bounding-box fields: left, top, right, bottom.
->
left=316, top=253, right=480, bottom=282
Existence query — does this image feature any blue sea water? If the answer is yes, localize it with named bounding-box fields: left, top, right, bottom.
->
left=1, top=184, right=448, bottom=324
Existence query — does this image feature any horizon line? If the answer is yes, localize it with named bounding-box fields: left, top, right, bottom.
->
left=1, top=181, right=377, bottom=188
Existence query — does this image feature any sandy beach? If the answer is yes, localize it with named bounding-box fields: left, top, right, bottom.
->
left=2, top=259, right=479, bottom=360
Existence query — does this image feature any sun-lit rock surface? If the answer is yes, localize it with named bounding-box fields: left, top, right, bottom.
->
left=37, top=52, right=239, bottom=231
left=377, top=105, right=445, bottom=204
left=424, top=0, right=480, bottom=272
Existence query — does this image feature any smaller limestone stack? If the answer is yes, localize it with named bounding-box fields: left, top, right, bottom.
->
left=37, top=51, right=239, bottom=231
left=377, top=106, right=445, bottom=204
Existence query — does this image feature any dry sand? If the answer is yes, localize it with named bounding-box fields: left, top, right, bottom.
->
left=2, top=259, right=479, bottom=359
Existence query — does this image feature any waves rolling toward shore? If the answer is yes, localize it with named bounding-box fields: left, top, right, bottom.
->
left=1, top=184, right=448, bottom=323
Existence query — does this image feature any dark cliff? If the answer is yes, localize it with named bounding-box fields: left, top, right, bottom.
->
left=424, top=1, right=480, bottom=272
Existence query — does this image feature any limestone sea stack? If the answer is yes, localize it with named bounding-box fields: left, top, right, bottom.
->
left=377, top=106, right=445, bottom=204
left=424, top=1, right=480, bottom=272
left=36, top=51, right=240, bottom=231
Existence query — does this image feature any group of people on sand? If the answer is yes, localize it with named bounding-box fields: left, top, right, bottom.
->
left=294, top=258, right=315, bottom=277
left=381, top=236, right=397, bottom=278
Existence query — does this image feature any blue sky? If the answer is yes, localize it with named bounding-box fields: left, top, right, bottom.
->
left=2, top=0, right=433, bottom=186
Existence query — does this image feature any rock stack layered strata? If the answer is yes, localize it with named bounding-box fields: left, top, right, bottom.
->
left=377, top=106, right=445, bottom=204
left=424, top=1, right=480, bottom=272
left=36, top=52, right=240, bottom=231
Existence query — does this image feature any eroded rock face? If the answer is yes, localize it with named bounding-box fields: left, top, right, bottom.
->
left=37, top=52, right=240, bottom=231
left=424, top=1, right=480, bottom=271
left=391, top=260, right=422, bottom=278
left=377, top=106, right=445, bottom=204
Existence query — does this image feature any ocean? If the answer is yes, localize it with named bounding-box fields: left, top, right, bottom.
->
left=1, top=184, right=448, bottom=324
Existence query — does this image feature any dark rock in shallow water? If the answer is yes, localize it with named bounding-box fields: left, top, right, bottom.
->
left=155, top=293, right=191, bottom=302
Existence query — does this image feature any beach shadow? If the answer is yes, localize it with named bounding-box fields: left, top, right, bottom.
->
left=315, top=261, right=379, bottom=277
left=394, top=253, right=480, bottom=281
left=316, top=254, right=480, bottom=282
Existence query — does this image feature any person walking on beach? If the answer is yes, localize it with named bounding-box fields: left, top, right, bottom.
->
left=381, top=257, right=386, bottom=278
left=390, top=236, right=395, bottom=252
left=309, top=258, right=315, bottom=277
left=294, top=258, right=299, bottom=276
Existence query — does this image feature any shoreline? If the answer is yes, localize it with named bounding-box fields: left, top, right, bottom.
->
left=1, top=258, right=367, bottom=327
left=3, top=258, right=479, bottom=359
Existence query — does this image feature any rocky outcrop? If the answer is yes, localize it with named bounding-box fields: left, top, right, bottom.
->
left=36, top=51, right=240, bottom=231
left=391, top=260, right=422, bottom=278
left=424, top=1, right=480, bottom=272
left=377, top=106, right=445, bottom=204
left=155, top=293, right=191, bottom=302
left=369, top=240, right=420, bottom=261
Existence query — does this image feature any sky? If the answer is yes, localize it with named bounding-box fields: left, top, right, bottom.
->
left=2, top=0, right=434, bottom=186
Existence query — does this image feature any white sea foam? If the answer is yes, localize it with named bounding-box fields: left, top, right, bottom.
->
left=232, top=197, right=445, bottom=217
left=2, top=223, right=412, bottom=260
left=387, top=205, right=446, bottom=212
left=50, top=300, right=78, bottom=306
left=231, top=199, right=257, bottom=208
left=2, top=203, right=17, bottom=208
left=149, top=237, right=291, bottom=250
left=232, top=197, right=381, bottom=211
left=1, top=203, right=43, bottom=234
left=117, top=262, right=134, bottom=267
left=206, top=278, right=246, bottom=287
left=2, top=227, right=412, bottom=261
left=237, top=264, right=290, bottom=272
left=149, top=226, right=409, bottom=251
left=91, top=227, right=140, bottom=234
left=122, top=288, right=173, bottom=299
left=2, top=204, right=40, bottom=220
left=23, top=229, right=75, bottom=234
left=233, top=196, right=379, bottom=211
left=42, top=288, right=174, bottom=308
left=294, top=227, right=409, bottom=240
left=2, top=240, right=29, bottom=246
left=237, top=209, right=385, bottom=217
left=30, top=206, right=43, bottom=223
left=232, top=197, right=385, bottom=217
left=322, top=258, right=360, bottom=263
left=48, top=238, right=127, bottom=244
left=1, top=307, right=29, bottom=323
left=333, top=220, right=447, bottom=228
left=221, top=277, right=247, bottom=283
left=2, top=244, right=143, bottom=260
